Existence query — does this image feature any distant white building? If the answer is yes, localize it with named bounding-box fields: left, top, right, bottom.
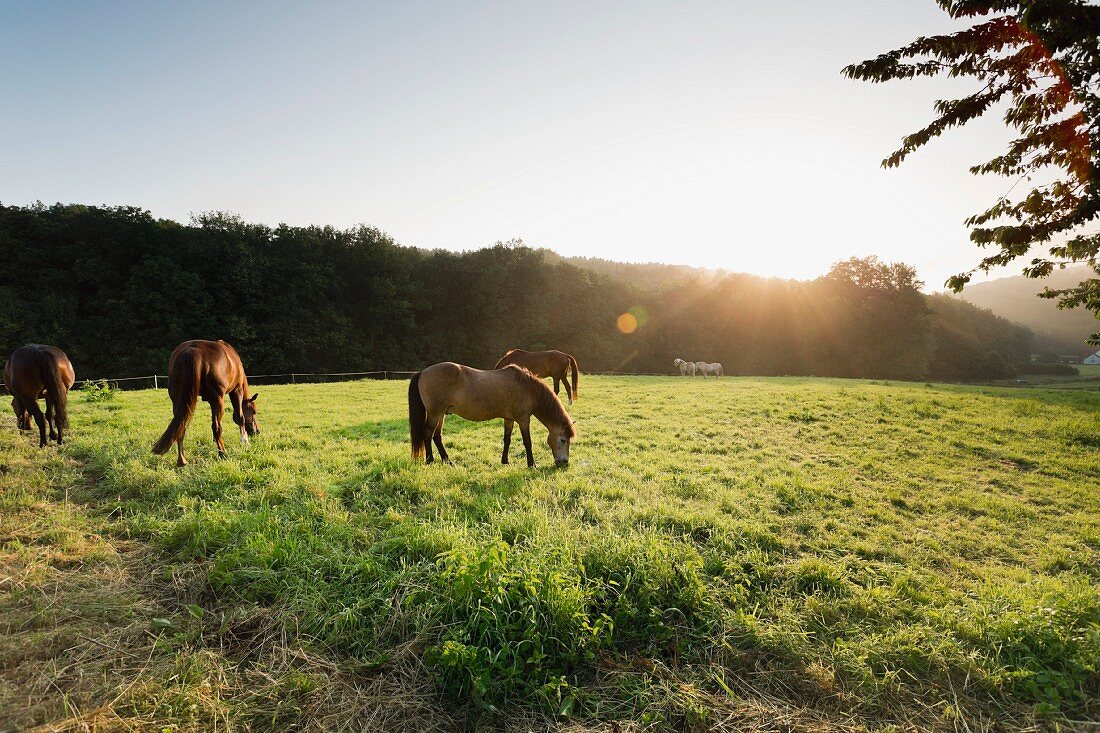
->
left=1084, top=351, right=1100, bottom=365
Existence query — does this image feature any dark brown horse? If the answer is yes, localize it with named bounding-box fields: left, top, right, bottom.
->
left=152, top=340, right=260, bottom=466
left=3, top=344, right=76, bottom=447
left=409, top=362, right=575, bottom=467
left=493, top=349, right=579, bottom=404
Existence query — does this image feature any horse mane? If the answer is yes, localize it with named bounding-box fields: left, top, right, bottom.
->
left=502, top=365, right=575, bottom=436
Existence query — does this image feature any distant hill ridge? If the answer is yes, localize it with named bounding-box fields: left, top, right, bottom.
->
left=955, top=265, right=1099, bottom=356
left=552, top=250, right=1097, bottom=357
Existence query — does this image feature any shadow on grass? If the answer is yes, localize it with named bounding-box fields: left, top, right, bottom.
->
left=925, top=382, right=1100, bottom=413
left=332, top=415, right=487, bottom=443
left=334, top=445, right=558, bottom=519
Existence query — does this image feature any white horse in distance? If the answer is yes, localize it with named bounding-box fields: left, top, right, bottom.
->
left=694, top=361, right=723, bottom=377
left=673, top=358, right=696, bottom=377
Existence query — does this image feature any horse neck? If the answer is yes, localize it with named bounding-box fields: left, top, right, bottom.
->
left=531, top=388, right=568, bottom=431
left=495, top=350, right=519, bottom=369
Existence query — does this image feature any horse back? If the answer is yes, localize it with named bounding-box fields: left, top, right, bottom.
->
left=169, top=340, right=247, bottom=397
left=5, top=345, right=72, bottom=398
left=498, top=349, right=568, bottom=379
left=41, top=345, right=75, bottom=389
left=419, top=362, right=535, bottom=421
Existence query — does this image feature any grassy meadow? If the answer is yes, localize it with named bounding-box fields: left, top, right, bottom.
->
left=2, top=375, right=1098, bottom=732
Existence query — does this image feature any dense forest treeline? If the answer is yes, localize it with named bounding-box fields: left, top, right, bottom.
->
left=1, top=203, right=1031, bottom=381
left=547, top=252, right=726, bottom=292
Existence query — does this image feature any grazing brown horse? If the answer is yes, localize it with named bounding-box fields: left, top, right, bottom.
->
left=493, top=349, right=579, bottom=405
left=409, top=362, right=575, bottom=467
left=3, top=344, right=75, bottom=447
left=152, top=340, right=260, bottom=467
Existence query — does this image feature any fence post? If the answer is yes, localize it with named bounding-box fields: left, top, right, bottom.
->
left=153, top=374, right=158, bottom=390
left=292, top=373, right=296, bottom=384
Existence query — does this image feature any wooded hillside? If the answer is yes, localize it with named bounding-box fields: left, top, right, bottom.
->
left=0, top=203, right=1031, bottom=381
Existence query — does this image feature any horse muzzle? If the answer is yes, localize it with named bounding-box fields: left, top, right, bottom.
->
left=554, top=458, right=569, bottom=468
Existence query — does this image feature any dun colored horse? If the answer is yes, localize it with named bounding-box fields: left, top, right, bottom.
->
left=152, top=340, right=260, bottom=466
left=3, top=344, right=75, bottom=446
left=493, top=349, right=579, bottom=404
left=409, top=362, right=575, bottom=467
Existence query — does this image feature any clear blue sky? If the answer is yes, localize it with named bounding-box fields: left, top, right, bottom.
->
left=1, top=1, right=1022, bottom=286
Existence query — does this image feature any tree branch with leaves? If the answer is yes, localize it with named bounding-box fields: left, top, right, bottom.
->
left=844, top=0, right=1100, bottom=341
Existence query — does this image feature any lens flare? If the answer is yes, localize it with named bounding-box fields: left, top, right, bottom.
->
left=616, top=312, right=637, bottom=334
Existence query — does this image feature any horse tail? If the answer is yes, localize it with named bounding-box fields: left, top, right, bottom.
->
left=152, top=349, right=200, bottom=455
left=568, top=355, right=579, bottom=401
left=38, top=350, right=68, bottom=430
left=408, top=371, right=426, bottom=459
left=493, top=350, right=516, bottom=369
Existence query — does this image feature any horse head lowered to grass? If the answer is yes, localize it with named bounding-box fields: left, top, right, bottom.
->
left=409, top=362, right=575, bottom=467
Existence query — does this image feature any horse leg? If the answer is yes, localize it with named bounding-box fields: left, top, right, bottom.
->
left=11, top=396, right=25, bottom=430
left=45, top=400, right=58, bottom=442
left=176, top=433, right=188, bottom=467
left=518, top=417, right=535, bottom=468
left=25, top=399, right=47, bottom=448
left=211, top=395, right=227, bottom=458
left=432, top=415, right=450, bottom=464
left=501, top=419, right=514, bottom=464
left=557, top=373, right=572, bottom=404
left=54, top=395, right=65, bottom=444
left=229, top=390, right=248, bottom=444
left=423, top=411, right=443, bottom=464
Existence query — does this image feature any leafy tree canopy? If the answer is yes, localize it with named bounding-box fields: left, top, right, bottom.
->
left=844, top=0, right=1100, bottom=340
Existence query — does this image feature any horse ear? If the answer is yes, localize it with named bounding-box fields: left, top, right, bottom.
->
left=249, top=393, right=259, bottom=402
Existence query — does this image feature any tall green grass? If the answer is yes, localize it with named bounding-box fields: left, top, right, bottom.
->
left=29, top=377, right=1100, bottom=726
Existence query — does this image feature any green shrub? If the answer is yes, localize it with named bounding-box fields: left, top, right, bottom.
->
left=82, top=379, right=117, bottom=402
